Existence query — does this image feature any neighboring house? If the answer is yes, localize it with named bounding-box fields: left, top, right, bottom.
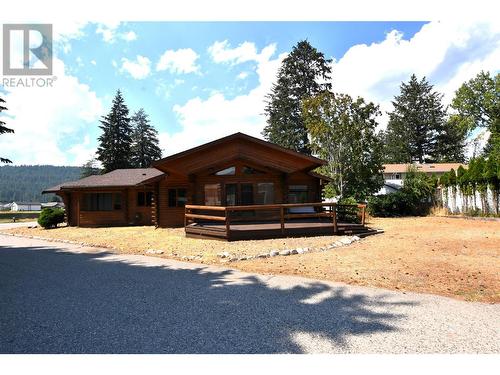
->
left=11, top=202, right=42, bottom=211
left=44, top=133, right=332, bottom=229
left=41, top=202, right=65, bottom=209
left=0, top=202, right=12, bottom=211
left=377, top=163, right=467, bottom=195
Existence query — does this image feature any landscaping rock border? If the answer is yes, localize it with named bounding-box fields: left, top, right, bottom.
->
left=2, top=230, right=367, bottom=265
left=218, top=235, right=363, bottom=263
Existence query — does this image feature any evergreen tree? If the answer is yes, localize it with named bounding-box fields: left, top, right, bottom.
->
left=96, top=90, right=133, bottom=173
left=303, top=91, right=384, bottom=200
left=450, top=71, right=500, bottom=157
left=130, top=108, right=162, bottom=168
left=383, top=75, right=463, bottom=163
left=263, top=40, right=332, bottom=154
left=0, top=96, right=14, bottom=163
left=80, top=157, right=101, bottom=178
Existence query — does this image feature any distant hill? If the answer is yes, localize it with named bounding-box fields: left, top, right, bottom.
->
left=0, top=165, right=82, bottom=203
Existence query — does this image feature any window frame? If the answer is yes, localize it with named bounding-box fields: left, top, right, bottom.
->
left=81, top=192, right=122, bottom=212
left=168, top=188, right=188, bottom=208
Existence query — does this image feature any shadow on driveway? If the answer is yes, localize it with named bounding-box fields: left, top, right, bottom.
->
left=0, top=242, right=416, bottom=353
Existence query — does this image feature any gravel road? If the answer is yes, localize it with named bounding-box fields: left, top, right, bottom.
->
left=0, top=234, right=498, bottom=354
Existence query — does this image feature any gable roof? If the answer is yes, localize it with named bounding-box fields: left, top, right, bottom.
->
left=43, top=168, right=164, bottom=193
left=383, top=163, right=467, bottom=174
left=153, top=132, right=326, bottom=175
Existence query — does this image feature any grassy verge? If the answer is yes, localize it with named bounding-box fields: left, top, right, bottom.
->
left=0, top=211, right=39, bottom=223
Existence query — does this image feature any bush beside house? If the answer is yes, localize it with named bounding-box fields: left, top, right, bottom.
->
left=38, top=208, right=65, bottom=229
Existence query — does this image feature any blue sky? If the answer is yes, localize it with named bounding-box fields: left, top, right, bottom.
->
left=1, top=21, right=498, bottom=165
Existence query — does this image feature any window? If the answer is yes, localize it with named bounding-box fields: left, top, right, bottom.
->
left=168, top=188, right=187, bottom=208
left=204, top=184, right=221, bottom=205
left=225, top=184, right=237, bottom=206
left=240, top=183, right=254, bottom=205
left=288, top=185, right=308, bottom=204
left=137, top=191, right=153, bottom=207
left=214, top=166, right=235, bottom=176
left=242, top=166, right=265, bottom=175
left=256, top=183, right=274, bottom=204
left=82, top=193, right=121, bottom=211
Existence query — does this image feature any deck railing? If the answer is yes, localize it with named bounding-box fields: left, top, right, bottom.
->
left=185, top=202, right=367, bottom=240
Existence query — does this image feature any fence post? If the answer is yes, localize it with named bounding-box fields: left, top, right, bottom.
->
left=361, top=205, right=366, bottom=226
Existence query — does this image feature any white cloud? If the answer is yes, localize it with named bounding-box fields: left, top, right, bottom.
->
left=156, top=48, right=200, bottom=74
left=122, top=31, right=137, bottom=42
left=332, top=20, right=500, bottom=130
left=120, top=55, right=151, bottom=79
left=208, top=40, right=262, bottom=64
left=95, top=22, right=137, bottom=43
left=155, top=78, right=185, bottom=100
left=0, top=58, right=103, bottom=166
left=90, top=60, right=97, bottom=66
left=159, top=42, right=283, bottom=154
left=237, top=71, right=249, bottom=80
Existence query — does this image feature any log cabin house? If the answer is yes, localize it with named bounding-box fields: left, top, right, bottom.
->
left=44, top=133, right=368, bottom=240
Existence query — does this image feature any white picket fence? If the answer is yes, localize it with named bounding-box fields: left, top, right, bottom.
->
left=440, top=186, right=499, bottom=215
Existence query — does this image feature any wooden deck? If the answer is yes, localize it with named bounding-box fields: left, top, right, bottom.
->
left=184, top=202, right=373, bottom=241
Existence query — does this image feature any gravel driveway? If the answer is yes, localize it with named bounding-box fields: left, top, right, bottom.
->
left=0, top=234, right=498, bottom=354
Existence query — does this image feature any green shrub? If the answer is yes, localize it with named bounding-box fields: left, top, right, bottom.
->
left=337, top=196, right=361, bottom=223
left=37, top=208, right=65, bottom=229
left=368, top=167, right=435, bottom=217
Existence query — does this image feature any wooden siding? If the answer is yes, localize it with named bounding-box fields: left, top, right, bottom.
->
left=157, top=172, right=190, bottom=227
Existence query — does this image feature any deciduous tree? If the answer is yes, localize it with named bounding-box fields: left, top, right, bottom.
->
left=303, top=91, right=384, bottom=200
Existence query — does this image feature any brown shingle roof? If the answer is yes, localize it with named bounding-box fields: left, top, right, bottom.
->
left=383, top=163, right=467, bottom=174
left=43, top=168, right=164, bottom=193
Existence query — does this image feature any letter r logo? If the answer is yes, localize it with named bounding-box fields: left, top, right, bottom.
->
left=3, top=24, right=53, bottom=76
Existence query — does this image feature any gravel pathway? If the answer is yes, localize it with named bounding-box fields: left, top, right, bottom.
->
left=0, top=234, right=498, bottom=354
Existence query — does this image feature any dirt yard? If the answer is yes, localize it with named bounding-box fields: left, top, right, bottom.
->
left=232, top=217, right=500, bottom=303
left=3, top=216, right=499, bottom=303
left=2, top=224, right=344, bottom=262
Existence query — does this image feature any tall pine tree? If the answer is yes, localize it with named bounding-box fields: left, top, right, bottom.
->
left=130, top=108, right=162, bottom=168
left=383, top=74, right=464, bottom=163
left=96, top=90, right=133, bottom=173
left=0, top=96, right=14, bottom=163
left=263, top=40, right=332, bottom=155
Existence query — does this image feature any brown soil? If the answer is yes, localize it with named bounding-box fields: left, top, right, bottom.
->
left=4, top=216, right=499, bottom=303
left=230, top=217, right=500, bottom=303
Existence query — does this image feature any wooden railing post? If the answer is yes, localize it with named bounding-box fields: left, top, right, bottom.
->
left=361, top=205, right=366, bottom=226
left=280, top=206, right=285, bottom=234
left=225, top=207, right=231, bottom=240
left=332, top=203, right=338, bottom=234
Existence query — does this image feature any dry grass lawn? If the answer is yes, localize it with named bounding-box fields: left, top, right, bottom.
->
left=3, top=224, right=342, bottom=262
left=232, top=217, right=500, bottom=303
left=3, top=216, right=499, bottom=303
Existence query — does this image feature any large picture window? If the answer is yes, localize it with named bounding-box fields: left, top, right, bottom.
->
left=288, top=185, right=309, bottom=204
left=82, top=193, right=122, bottom=211
left=204, top=184, right=221, bottom=206
left=168, top=188, right=187, bottom=208
left=256, top=183, right=274, bottom=205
